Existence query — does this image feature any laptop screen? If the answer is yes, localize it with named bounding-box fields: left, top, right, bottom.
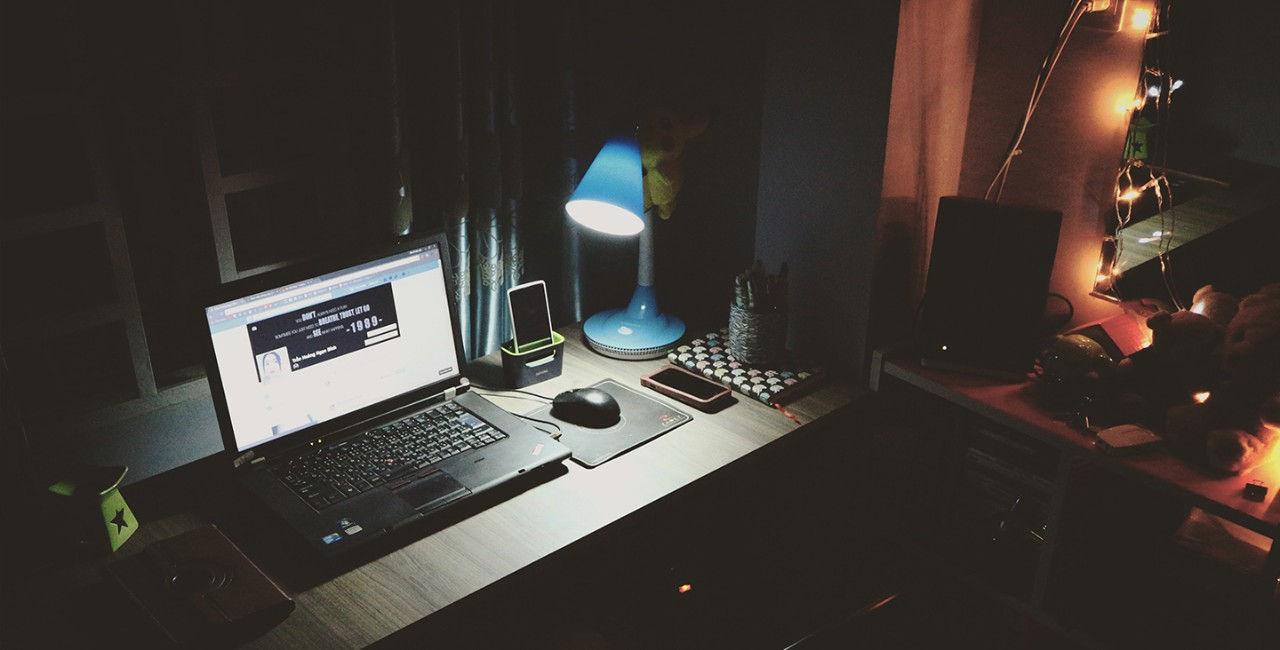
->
left=205, top=243, right=459, bottom=452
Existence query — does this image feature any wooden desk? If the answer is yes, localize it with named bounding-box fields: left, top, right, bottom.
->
left=256, top=328, right=851, bottom=647
left=22, top=324, right=855, bottom=648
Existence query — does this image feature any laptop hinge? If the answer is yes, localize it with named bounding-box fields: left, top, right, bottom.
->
left=444, top=377, right=469, bottom=401
left=231, top=378, right=470, bottom=471
left=232, top=450, right=264, bottom=470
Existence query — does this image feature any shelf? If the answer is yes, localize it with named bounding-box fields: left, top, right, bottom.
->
left=906, top=538, right=1108, bottom=650
left=881, top=356, right=1280, bottom=539
left=875, top=351, right=1280, bottom=647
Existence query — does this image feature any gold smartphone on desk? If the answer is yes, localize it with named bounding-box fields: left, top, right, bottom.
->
left=641, top=366, right=731, bottom=412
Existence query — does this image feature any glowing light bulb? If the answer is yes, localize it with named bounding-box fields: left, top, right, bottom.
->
left=1149, top=81, right=1183, bottom=98
left=1131, top=7, right=1153, bottom=31
left=1118, top=188, right=1142, bottom=202
left=1193, top=391, right=1211, bottom=404
left=1116, top=96, right=1145, bottom=113
left=677, top=584, right=693, bottom=594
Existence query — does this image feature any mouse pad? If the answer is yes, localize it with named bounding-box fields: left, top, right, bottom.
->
left=526, top=379, right=692, bottom=468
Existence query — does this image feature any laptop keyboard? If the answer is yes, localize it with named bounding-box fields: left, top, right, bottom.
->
left=273, top=401, right=506, bottom=510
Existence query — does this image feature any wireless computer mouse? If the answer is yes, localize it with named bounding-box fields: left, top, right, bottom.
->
left=551, top=387, right=621, bottom=428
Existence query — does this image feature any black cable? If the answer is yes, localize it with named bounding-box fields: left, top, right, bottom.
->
left=513, top=413, right=563, bottom=440
left=1047, top=292, right=1074, bottom=322
left=469, top=385, right=563, bottom=439
left=1045, top=292, right=1075, bottom=334
left=469, top=384, right=554, bottom=402
left=909, top=296, right=928, bottom=354
left=986, top=0, right=1088, bottom=201
left=472, top=390, right=546, bottom=405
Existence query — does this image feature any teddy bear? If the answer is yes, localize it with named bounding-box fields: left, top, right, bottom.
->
left=1189, top=284, right=1239, bottom=327
left=1114, top=308, right=1224, bottom=423
left=1164, top=283, right=1280, bottom=473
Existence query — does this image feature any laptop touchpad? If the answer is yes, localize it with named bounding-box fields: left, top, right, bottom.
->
left=393, top=469, right=470, bottom=511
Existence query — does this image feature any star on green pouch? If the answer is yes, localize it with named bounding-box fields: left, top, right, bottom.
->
left=110, top=508, right=129, bottom=533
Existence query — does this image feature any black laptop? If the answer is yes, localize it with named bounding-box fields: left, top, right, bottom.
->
left=202, top=233, right=570, bottom=557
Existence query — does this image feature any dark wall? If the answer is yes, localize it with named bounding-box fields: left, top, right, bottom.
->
left=1166, top=0, right=1280, bottom=173
left=754, top=1, right=901, bottom=375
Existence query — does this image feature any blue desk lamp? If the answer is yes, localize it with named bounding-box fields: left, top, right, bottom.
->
left=566, top=136, right=685, bottom=359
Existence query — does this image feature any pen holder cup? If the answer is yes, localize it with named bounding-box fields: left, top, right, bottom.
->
left=728, top=306, right=787, bottom=366
left=500, top=331, right=564, bottom=389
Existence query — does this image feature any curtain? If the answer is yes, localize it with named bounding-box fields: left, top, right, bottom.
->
left=425, top=0, right=584, bottom=359
left=870, top=0, right=982, bottom=353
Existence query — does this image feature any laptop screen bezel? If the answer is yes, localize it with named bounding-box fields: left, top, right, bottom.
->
left=201, top=232, right=468, bottom=461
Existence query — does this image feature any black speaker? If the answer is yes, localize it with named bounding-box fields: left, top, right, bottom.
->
left=917, top=196, right=1062, bottom=378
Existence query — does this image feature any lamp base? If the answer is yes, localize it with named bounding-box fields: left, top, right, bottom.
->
left=582, top=308, right=685, bottom=360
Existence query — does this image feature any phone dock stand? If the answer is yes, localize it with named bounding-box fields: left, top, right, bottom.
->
left=500, top=331, right=564, bottom=388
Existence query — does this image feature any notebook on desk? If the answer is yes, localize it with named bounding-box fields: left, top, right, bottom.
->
left=202, top=233, right=570, bottom=558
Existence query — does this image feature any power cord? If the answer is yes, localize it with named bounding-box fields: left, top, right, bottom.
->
left=469, top=384, right=555, bottom=402
left=469, top=384, right=562, bottom=439
left=1046, top=291, right=1075, bottom=332
left=985, top=0, right=1090, bottom=202
left=514, top=414, right=563, bottom=440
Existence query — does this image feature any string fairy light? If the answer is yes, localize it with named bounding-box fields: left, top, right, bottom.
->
left=1095, top=0, right=1183, bottom=308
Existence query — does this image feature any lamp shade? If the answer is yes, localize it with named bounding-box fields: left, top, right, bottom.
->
left=566, top=137, right=645, bottom=236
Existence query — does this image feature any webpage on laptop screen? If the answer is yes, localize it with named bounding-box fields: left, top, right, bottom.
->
left=207, top=245, right=458, bottom=451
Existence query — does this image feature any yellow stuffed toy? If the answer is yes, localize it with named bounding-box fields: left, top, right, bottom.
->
left=639, top=106, right=709, bottom=220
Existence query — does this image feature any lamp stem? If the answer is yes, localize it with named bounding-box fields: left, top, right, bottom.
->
left=625, top=207, right=659, bottom=321
left=637, top=206, right=655, bottom=287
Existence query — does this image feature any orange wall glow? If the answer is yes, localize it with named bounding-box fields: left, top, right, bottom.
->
left=958, top=0, right=1149, bottom=327
left=1130, top=7, right=1153, bottom=32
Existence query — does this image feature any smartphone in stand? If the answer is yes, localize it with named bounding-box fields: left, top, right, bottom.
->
left=507, top=280, right=554, bottom=353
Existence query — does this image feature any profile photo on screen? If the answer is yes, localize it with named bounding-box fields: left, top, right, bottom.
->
left=256, top=348, right=290, bottom=383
